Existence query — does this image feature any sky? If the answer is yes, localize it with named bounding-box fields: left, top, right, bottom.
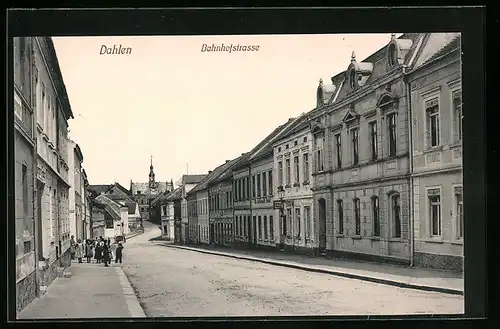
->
left=52, top=33, right=402, bottom=188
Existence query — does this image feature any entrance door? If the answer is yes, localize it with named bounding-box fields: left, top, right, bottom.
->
left=36, top=181, right=44, bottom=260
left=318, top=198, right=327, bottom=252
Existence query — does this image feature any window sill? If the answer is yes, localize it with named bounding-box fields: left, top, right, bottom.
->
left=293, top=183, right=300, bottom=187
left=388, top=237, right=405, bottom=242
left=451, top=239, right=463, bottom=245
left=423, top=145, right=444, bottom=154
left=302, top=181, right=310, bottom=186
left=367, top=236, right=381, bottom=240
left=351, top=235, right=362, bottom=240
left=424, top=237, right=444, bottom=244
left=450, top=141, right=462, bottom=149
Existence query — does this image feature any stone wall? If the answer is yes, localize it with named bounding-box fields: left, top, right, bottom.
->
left=16, top=270, right=37, bottom=314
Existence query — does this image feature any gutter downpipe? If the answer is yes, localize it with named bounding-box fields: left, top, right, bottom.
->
left=403, top=64, right=415, bottom=267
left=248, top=163, right=253, bottom=249
left=30, top=37, right=40, bottom=298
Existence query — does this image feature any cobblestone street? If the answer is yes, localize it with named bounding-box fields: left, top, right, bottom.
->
left=121, top=223, right=464, bottom=317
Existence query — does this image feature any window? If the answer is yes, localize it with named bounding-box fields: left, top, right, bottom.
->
left=22, top=164, right=29, bottom=230
left=269, top=215, right=274, bottom=240
left=304, top=206, right=311, bottom=239
left=349, top=69, right=356, bottom=89
left=337, top=200, right=344, bottom=234
left=294, top=140, right=298, bottom=146
left=316, top=138, right=325, bottom=172
left=258, top=216, right=262, bottom=239
left=243, top=216, right=247, bottom=236
left=387, top=113, right=397, bottom=157
left=388, top=43, right=397, bottom=66
left=239, top=216, right=243, bottom=236
left=14, top=91, right=23, bottom=120
left=454, top=186, right=463, bottom=239
left=452, top=90, right=462, bottom=142
left=428, top=189, right=441, bottom=236
left=294, top=155, right=300, bottom=184
left=286, top=208, right=292, bottom=236
left=372, top=196, right=380, bottom=236
left=267, top=171, right=273, bottom=195
left=389, top=193, right=401, bottom=238
left=278, top=161, right=283, bottom=187
left=295, top=208, right=301, bottom=237
left=285, top=158, right=291, bottom=186
left=304, top=136, right=308, bottom=143
left=252, top=175, right=256, bottom=198
left=162, top=205, right=167, bottom=216
left=41, top=85, right=46, bottom=130
left=303, top=153, right=309, bottom=182
left=354, top=198, right=361, bottom=235
left=257, top=173, right=261, bottom=198
left=263, top=215, right=268, bottom=239
left=369, top=121, right=378, bottom=161
left=226, top=191, right=229, bottom=209
left=262, top=172, right=267, bottom=196
left=335, top=134, right=342, bottom=168
left=426, top=98, right=440, bottom=148
left=229, top=191, right=232, bottom=205
left=351, top=128, right=359, bottom=165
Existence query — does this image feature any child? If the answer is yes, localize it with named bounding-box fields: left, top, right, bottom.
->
left=115, top=243, right=124, bottom=264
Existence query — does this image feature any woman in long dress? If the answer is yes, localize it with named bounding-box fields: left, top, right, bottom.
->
left=75, top=239, right=85, bottom=263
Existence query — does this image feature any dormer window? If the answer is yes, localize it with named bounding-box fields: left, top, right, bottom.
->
left=388, top=43, right=397, bottom=67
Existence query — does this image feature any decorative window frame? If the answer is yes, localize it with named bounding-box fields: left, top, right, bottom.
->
left=452, top=184, right=463, bottom=243
left=368, top=120, right=378, bottom=162
left=385, top=110, right=398, bottom=158
left=371, top=195, right=381, bottom=237
left=421, top=86, right=442, bottom=151
left=425, top=185, right=443, bottom=241
left=333, top=131, right=342, bottom=169
left=352, top=197, right=361, bottom=237
left=387, top=190, right=402, bottom=239
left=336, top=199, right=344, bottom=235
left=448, top=79, right=462, bottom=146
left=349, top=126, right=360, bottom=166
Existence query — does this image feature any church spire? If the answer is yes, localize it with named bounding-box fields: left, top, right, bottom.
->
left=149, top=155, right=155, bottom=188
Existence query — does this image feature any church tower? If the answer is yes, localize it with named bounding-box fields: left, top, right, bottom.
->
left=149, top=156, right=156, bottom=188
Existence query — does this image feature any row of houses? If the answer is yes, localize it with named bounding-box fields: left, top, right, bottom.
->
left=155, top=33, right=463, bottom=273
left=13, top=36, right=98, bottom=314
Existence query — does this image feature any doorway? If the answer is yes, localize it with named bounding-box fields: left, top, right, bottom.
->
left=318, top=198, right=327, bottom=252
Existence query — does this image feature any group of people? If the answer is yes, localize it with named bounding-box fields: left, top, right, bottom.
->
left=70, top=236, right=124, bottom=267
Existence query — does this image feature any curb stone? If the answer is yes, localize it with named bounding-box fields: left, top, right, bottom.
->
left=115, top=267, right=147, bottom=317
left=162, top=244, right=463, bottom=296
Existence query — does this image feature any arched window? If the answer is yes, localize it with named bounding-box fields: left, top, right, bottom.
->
left=371, top=196, right=380, bottom=236
left=337, top=199, right=344, bottom=234
left=349, top=69, right=357, bottom=89
left=388, top=43, right=397, bottom=67
left=353, top=198, right=361, bottom=235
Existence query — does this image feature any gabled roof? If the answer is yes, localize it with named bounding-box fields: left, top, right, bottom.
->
left=113, top=183, right=132, bottom=196
left=190, top=157, right=241, bottom=194
left=87, top=184, right=113, bottom=197
left=210, top=156, right=244, bottom=184
left=417, top=33, right=461, bottom=68
left=182, top=174, right=207, bottom=185
left=95, top=194, right=124, bottom=219
left=166, top=186, right=183, bottom=201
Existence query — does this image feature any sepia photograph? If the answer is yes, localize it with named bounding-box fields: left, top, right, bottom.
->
left=9, top=8, right=485, bottom=323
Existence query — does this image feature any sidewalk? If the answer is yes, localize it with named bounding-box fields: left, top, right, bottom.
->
left=17, top=262, right=145, bottom=319
left=160, top=243, right=464, bottom=296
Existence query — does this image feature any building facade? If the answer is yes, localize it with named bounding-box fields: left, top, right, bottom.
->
left=166, top=188, right=183, bottom=242
left=160, top=187, right=181, bottom=240
left=81, top=169, right=91, bottom=239
left=33, top=36, right=73, bottom=294
left=273, top=115, right=316, bottom=255
left=406, top=33, right=463, bottom=271
left=186, top=192, right=199, bottom=243
left=179, top=174, right=206, bottom=243
left=67, top=140, right=84, bottom=241
left=232, top=155, right=252, bottom=249
left=14, top=36, right=38, bottom=314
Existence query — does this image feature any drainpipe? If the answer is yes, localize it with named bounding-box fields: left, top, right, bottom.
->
left=248, top=164, right=253, bottom=249
left=403, top=65, right=415, bottom=267
left=30, top=37, right=40, bottom=297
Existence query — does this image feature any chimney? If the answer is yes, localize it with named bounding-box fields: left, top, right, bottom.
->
left=226, top=160, right=230, bottom=163
left=208, top=171, right=212, bottom=174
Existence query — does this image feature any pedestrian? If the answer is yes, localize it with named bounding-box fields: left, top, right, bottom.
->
left=75, top=239, right=85, bottom=263
left=70, top=235, right=76, bottom=260
left=115, top=242, right=124, bottom=264
left=95, top=241, right=102, bottom=264
left=85, top=239, right=93, bottom=263
left=102, top=241, right=111, bottom=267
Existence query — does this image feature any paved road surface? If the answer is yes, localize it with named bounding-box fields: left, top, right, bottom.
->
left=121, top=222, right=464, bottom=317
